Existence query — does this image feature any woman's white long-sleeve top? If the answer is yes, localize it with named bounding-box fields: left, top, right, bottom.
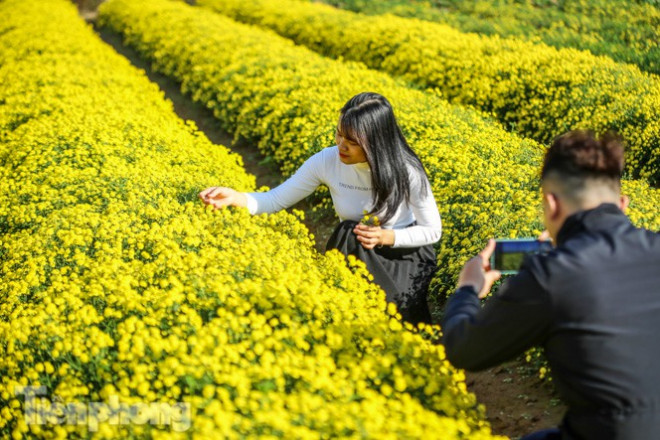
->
left=245, top=146, right=442, bottom=248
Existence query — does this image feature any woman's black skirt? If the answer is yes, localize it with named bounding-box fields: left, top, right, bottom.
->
left=325, top=220, right=436, bottom=325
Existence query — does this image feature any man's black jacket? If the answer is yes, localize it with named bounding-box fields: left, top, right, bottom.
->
left=442, top=204, right=660, bottom=440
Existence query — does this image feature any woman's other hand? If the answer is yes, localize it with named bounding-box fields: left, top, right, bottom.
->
left=353, top=224, right=395, bottom=249
left=198, top=186, right=247, bottom=209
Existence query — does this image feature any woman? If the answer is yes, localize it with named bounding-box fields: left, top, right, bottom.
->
left=199, top=92, right=441, bottom=325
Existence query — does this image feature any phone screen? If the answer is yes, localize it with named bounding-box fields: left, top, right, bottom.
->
left=492, top=239, right=553, bottom=274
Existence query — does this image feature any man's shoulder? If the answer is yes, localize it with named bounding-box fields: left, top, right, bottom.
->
left=523, top=227, right=660, bottom=304
left=519, top=244, right=585, bottom=296
left=523, top=234, right=605, bottom=276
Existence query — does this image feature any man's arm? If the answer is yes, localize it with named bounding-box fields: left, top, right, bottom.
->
left=442, top=269, right=553, bottom=371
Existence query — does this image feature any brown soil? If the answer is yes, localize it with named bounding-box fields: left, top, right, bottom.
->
left=466, top=360, right=566, bottom=439
left=91, top=16, right=566, bottom=440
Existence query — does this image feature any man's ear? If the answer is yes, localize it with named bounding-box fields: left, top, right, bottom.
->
left=619, top=194, right=630, bottom=213
left=544, top=192, right=561, bottom=220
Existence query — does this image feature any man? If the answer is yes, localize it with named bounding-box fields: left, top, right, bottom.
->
left=442, top=130, right=660, bottom=440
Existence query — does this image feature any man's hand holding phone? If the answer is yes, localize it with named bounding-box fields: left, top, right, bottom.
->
left=457, top=239, right=502, bottom=299
left=458, top=235, right=554, bottom=299
left=490, top=237, right=554, bottom=275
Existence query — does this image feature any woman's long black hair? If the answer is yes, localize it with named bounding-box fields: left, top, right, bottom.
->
left=339, top=92, right=429, bottom=224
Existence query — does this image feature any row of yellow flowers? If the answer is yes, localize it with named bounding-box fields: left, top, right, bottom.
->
left=314, top=0, right=660, bottom=77
left=0, top=0, right=502, bottom=438
left=198, top=0, right=660, bottom=187
left=98, top=0, right=660, bottom=300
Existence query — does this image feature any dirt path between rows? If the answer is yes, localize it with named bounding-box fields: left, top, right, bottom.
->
left=89, top=13, right=566, bottom=440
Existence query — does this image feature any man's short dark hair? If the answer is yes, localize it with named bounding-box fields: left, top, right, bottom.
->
left=542, top=130, right=625, bottom=183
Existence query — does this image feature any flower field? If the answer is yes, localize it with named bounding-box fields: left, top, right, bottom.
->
left=3, top=0, right=660, bottom=437
left=316, top=0, right=660, bottom=78
left=0, top=0, right=509, bottom=438
left=199, top=0, right=660, bottom=187
left=98, top=0, right=660, bottom=297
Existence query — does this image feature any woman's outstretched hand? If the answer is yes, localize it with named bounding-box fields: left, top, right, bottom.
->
left=353, top=224, right=395, bottom=250
left=198, top=186, right=247, bottom=209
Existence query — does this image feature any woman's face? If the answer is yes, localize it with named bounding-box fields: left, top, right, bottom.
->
left=335, top=126, right=367, bottom=165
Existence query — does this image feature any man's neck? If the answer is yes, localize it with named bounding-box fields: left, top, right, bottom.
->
left=562, top=195, right=622, bottom=223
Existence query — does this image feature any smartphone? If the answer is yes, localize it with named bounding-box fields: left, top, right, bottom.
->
left=490, top=238, right=553, bottom=274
